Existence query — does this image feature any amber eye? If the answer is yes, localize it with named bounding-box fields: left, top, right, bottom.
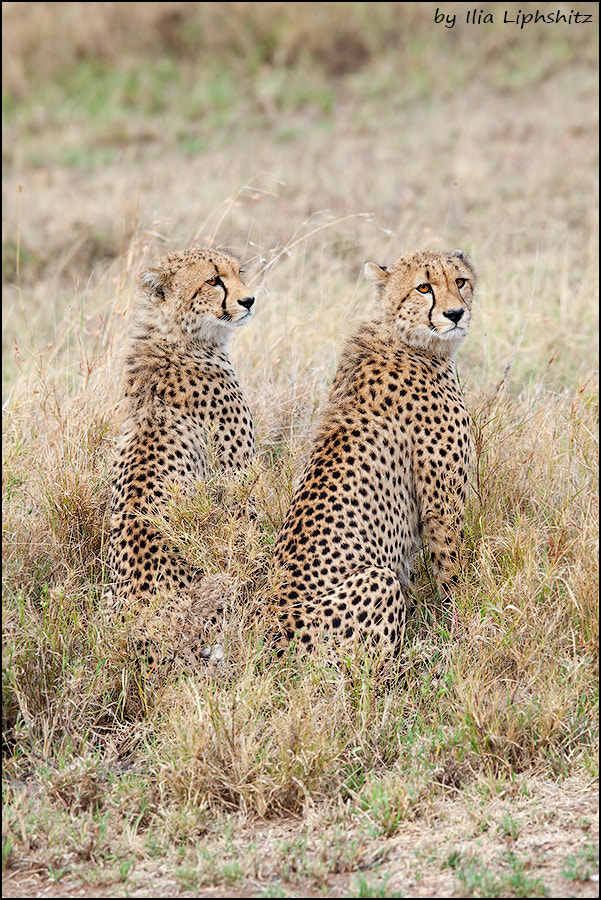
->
left=416, top=283, right=431, bottom=293
left=206, top=277, right=219, bottom=286
left=456, top=278, right=466, bottom=288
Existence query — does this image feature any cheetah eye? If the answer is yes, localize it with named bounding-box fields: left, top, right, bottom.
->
left=206, top=277, right=219, bottom=286
left=416, top=283, right=431, bottom=294
left=456, top=278, right=466, bottom=288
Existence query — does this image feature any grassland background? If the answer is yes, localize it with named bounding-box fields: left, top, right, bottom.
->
left=2, top=2, right=599, bottom=897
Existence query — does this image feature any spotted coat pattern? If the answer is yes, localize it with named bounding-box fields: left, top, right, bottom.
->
left=272, top=249, right=476, bottom=656
left=107, top=248, right=255, bottom=667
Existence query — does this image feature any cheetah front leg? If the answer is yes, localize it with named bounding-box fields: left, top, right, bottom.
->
left=418, top=504, right=466, bottom=638
left=420, top=508, right=463, bottom=598
left=414, top=449, right=468, bottom=605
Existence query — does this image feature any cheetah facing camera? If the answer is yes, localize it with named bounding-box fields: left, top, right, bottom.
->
left=272, top=249, right=476, bottom=657
left=107, top=247, right=255, bottom=672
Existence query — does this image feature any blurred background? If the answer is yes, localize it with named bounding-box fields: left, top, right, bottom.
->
left=2, top=1, right=599, bottom=395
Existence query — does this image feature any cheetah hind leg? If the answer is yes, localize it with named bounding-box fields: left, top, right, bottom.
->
left=291, top=566, right=410, bottom=658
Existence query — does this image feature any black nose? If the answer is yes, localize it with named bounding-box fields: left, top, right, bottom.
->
left=238, top=296, right=255, bottom=310
left=442, top=308, right=464, bottom=324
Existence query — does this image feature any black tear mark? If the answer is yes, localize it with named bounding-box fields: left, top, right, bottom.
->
left=214, top=275, right=228, bottom=312
left=428, top=286, right=437, bottom=327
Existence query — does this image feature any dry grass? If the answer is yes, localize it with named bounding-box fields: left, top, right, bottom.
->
left=2, top=2, right=599, bottom=896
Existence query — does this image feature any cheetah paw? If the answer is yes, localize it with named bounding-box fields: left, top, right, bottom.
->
left=199, top=643, right=226, bottom=670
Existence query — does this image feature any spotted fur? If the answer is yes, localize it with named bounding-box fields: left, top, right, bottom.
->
left=107, top=247, right=255, bottom=669
left=272, top=249, right=476, bottom=656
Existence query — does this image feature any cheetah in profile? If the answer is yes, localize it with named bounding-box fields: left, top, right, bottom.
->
left=272, top=249, right=476, bottom=656
left=107, top=247, right=255, bottom=669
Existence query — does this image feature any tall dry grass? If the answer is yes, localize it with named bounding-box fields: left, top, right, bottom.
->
left=3, top=204, right=597, bottom=795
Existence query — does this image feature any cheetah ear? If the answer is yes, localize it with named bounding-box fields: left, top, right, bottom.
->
left=451, top=248, right=474, bottom=267
left=450, top=249, right=476, bottom=278
left=363, top=262, right=389, bottom=293
left=138, top=266, right=172, bottom=301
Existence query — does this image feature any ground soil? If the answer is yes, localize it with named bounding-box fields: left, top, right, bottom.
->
left=3, top=777, right=598, bottom=898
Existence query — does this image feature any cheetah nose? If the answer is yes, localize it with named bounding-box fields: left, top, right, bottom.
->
left=443, top=308, right=464, bottom=324
left=238, top=296, right=255, bottom=310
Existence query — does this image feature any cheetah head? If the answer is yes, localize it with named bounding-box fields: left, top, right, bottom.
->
left=364, top=249, right=476, bottom=358
left=137, top=247, right=255, bottom=344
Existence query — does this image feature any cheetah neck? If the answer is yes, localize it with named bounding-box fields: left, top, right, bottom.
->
left=345, top=320, right=452, bottom=360
left=331, top=322, right=456, bottom=397
left=358, top=317, right=464, bottom=362
left=396, top=326, right=466, bottom=361
left=121, top=324, right=237, bottom=412
left=128, top=320, right=233, bottom=360
left=131, top=297, right=236, bottom=353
